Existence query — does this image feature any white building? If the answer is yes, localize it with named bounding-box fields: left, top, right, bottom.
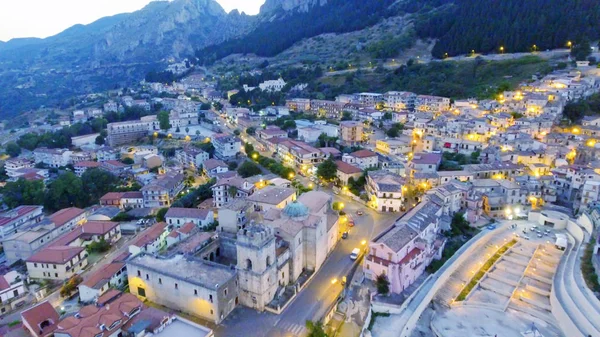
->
left=213, top=134, right=241, bottom=160
left=33, top=148, right=73, bottom=168
left=259, top=78, right=286, bottom=92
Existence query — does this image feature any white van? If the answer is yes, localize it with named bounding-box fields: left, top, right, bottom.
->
left=350, top=248, right=360, bottom=260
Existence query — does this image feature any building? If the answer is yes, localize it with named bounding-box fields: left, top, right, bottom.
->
left=364, top=198, right=445, bottom=294
left=213, top=134, right=241, bottom=160
left=276, top=139, right=325, bottom=171
left=0, top=206, right=44, bottom=239
left=339, top=121, right=363, bottom=145
left=106, top=118, right=157, bottom=147
left=211, top=176, right=256, bottom=208
left=286, top=98, right=311, bottom=112
left=33, top=148, right=73, bottom=168
left=78, top=262, right=127, bottom=303
left=129, top=222, right=169, bottom=256
left=73, top=161, right=100, bottom=177
left=376, top=137, right=412, bottom=155
left=176, top=148, right=209, bottom=170
left=259, top=78, right=286, bottom=92
left=409, top=153, right=442, bottom=175
left=127, top=254, right=238, bottom=324
left=96, top=147, right=120, bottom=162
left=203, top=159, right=229, bottom=178
left=366, top=170, right=406, bottom=212
left=26, top=246, right=88, bottom=280
left=99, top=160, right=128, bottom=176
left=165, top=208, right=214, bottom=228
left=99, top=192, right=144, bottom=210
left=4, top=158, right=34, bottom=179
left=21, top=301, right=60, bottom=337
left=336, top=160, right=363, bottom=185
left=0, top=271, right=26, bottom=313
left=141, top=173, right=184, bottom=208
left=342, top=149, right=378, bottom=170
left=257, top=127, right=288, bottom=140
left=247, top=186, right=296, bottom=212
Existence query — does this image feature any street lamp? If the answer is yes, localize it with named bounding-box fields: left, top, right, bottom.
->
left=567, top=41, right=572, bottom=49
left=499, top=46, right=504, bottom=54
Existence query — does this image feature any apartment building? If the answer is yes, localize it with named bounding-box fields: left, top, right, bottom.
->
left=366, top=170, right=406, bottom=212
left=213, top=134, right=241, bottom=160
left=73, top=161, right=100, bottom=177
left=141, top=173, right=184, bottom=208
left=26, top=246, right=88, bottom=280
left=106, top=117, right=158, bottom=147
left=286, top=98, right=311, bottom=112
left=4, top=158, right=34, bottom=178
left=211, top=176, right=256, bottom=208
left=339, top=121, right=363, bottom=145
left=384, top=91, right=416, bottom=111
left=0, top=206, right=44, bottom=239
left=33, top=148, right=73, bottom=168
left=0, top=271, right=26, bottom=313
left=276, top=139, right=325, bottom=171
left=165, top=208, right=214, bottom=228
left=175, top=147, right=209, bottom=169
left=342, top=149, right=378, bottom=170
left=129, top=222, right=169, bottom=256
left=78, top=262, right=127, bottom=303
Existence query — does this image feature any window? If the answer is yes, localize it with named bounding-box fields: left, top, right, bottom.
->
left=146, top=274, right=149, bottom=281
left=53, top=265, right=57, bottom=269
left=224, top=288, right=228, bottom=296
left=159, top=278, right=162, bottom=285
left=175, top=283, right=178, bottom=290
left=55, top=273, right=58, bottom=278
left=210, top=309, right=214, bottom=315
left=194, top=289, right=198, bottom=296
left=137, top=270, right=141, bottom=277
left=34, top=263, right=37, bottom=268
left=13, top=290, right=18, bottom=297
left=209, top=294, right=213, bottom=303
left=137, top=287, right=146, bottom=297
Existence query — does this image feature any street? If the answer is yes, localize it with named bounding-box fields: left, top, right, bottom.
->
left=214, top=193, right=399, bottom=337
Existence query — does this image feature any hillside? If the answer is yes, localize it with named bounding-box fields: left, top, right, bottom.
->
left=0, top=0, right=254, bottom=119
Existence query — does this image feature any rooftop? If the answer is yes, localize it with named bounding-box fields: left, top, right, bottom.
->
left=165, top=207, right=210, bottom=219
left=27, top=246, right=84, bottom=264
left=128, top=254, right=235, bottom=290
left=247, top=186, right=295, bottom=205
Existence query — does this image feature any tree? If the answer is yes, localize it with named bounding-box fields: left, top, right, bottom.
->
left=81, top=169, right=119, bottom=205
left=386, top=127, right=400, bottom=138
left=233, top=129, right=241, bottom=136
left=158, top=111, right=171, bottom=131
left=237, top=161, right=262, bottom=178
left=95, top=135, right=105, bottom=145
left=228, top=161, right=239, bottom=171
left=213, top=102, right=223, bottom=111
left=305, top=320, right=327, bottom=337
left=228, top=186, right=239, bottom=198
left=185, top=127, right=190, bottom=135
left=121, top=157, right=134, bottom=165
left=156, top=208, right=169, bottom=222
left=1, top=179, right=45, bottom=209
left=60, top=276, right=83, bottom=298
left=244, top=143, right=255, bottom=155
left=246, top=127, right=256, bottom=135
left=282, top=120, right=296, bottom=130
left=44, top=172, right=86, bottom=212
left=383, top=112, right=392, bottom=120
left=317, top=158, right=337, bottom=181
left=571, top=40, right=592, bottom=61
left=200, top=103, right=211, bottom=110
left=5, top=142, right=21, bottom=157
left=341, top=111, right=353, bottom=121
left=376, top=274, right=390, bottom=295
left=86, top=238, right=111, bottom=253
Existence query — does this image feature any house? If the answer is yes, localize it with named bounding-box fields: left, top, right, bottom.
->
left=21, top=301, right=60, bottom=337
left=4, top=158, right=34, bottom=179
left=366, top=170, right=406, bottom=212
left=336, top=161, right=363, bottom=185
left=259, top=78, right=286, bottom=92
left=257, top=126, right=288, bottom=140
left=99, top=192, right=144, bottom=210
left=165, top=208, right=214, bottom=228
left=141, top=173, right=184, bottom=208
left=96, top=147, right=120, bottom=162
left=0, top=206, right=44, bottom=239
left=165, top=222, right=198, bottom=247
left=276, top=139, right=325, bottom=171
left=212, top=134, right=241, bottom=160
left=73, top=161, right=100, bottom=177
left=49, top=207, right=87, bottom=231
left=364, top=198, right=445, bottom=294
left=33, top=148, right=72, bottom=168
left=203, top=159, right=229, bottom=178
left=211, top=176, right=256, bottom=208
left=247, top=186, right=296, bottom=212
left=408, top=153, right=442, bottom=175
left=342, top=149, right=378, bottom=170
left=129, top=222, right=169, bottom=256
left=26, top=246, right=88, bottom=280
left=286, top=98, right=311, bottom=112
left=375, top=137, right=412, bottom=155
left=48, top=221, right=121, bottom=249
left=0, top=271, right=26, bottom=313
left=176, top=147, right=209, bottom=170
left=99, top=160, right=128, bottom=176
left=78, top=262, right=127, bottom=303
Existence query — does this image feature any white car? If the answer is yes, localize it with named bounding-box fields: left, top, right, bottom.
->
left=350, top=248, right=360, bottom=260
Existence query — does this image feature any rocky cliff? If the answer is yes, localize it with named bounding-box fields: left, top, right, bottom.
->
left=260, top=0, right=328, bottom=14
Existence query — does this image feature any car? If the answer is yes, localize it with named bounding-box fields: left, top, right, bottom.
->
left=356, top=210, right=364, bottom=216
left=537, top=234, right=543, bottom=238
left=333, top=190, right=340, bottom=195
left=342, top=232, right=348, bottom=239
left=523, top=235, right=530, bottom=240
left=350, top=248, right=360, bottom=260
left=348, top=220, right=355, bottom=227
left=487, top=224, right=497, bottom=230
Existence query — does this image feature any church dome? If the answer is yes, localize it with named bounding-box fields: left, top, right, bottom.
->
left=283, top=201, right=309, bottom=218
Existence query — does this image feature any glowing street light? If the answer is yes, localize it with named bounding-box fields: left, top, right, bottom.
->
left=499, top=46, right=504, bottom=54
left=331, top=278, right=338, bottom=285
left=361, top=240, right=367, bottom=246
left=288, top=172, right=295, bottom=179
left=252, top=153, right=259, bottom=160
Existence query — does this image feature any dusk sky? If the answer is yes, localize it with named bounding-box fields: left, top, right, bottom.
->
left=0, top=0, right=264, bottom=42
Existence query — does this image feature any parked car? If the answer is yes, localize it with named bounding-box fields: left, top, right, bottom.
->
left=342, top=232, right=348, bottom=239
left=487, top=224, right=496, bottom=230
left=350, top=248, right=360, bottom=260
left=356, top=210, right=364, bottom=216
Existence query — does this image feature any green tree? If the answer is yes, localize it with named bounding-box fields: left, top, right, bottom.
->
left=156, top=208, right=169, bottom=222
left=86, top=238, right=111, bottom=253
left=233, top=129, right=241, bottom=136
left=213, top=102, right=224, bottom=111
left=237, top=161, right=262, bottom=178
left=121, top=157, right=134, bottom=165
left=376, top=274, right=390, bottom=295
left=5, top=142, right=21, bottom=157
left=282, top=120, right=297, bottom=130
left=158, top=111, right=171, bottom=131
left=305, top=320, right=327, bottom=337
left=1, top=179, right=45, bottom=208
left=317, top=157, right=338, bottom=181
left=244, top=143, right=255, bottom=155
left=44, top=172, right=86, bottom=212
left=228, top=186, right=239, bottom=198
left=81, top=169, right=119, bottom=204
left=95, top=135, right=105, bottom=145
left=386, top=127, right=400, bottom=138
left=383, top=112, right=392, bottom=120
left=246, top=127, right=256, bottom=135
left=571, top=40, right=592, bottom=61
left=341, top=111, right=353, bottom=121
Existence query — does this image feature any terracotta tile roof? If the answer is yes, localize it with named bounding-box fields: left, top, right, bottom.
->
left=130, top=222, right=167, bottom=248
left=49, top=221, right=119, bottom=247
left=203, top=158, right=228, bottom=171
left=165, top=207, right=210, bottom=219
left=335, top=160, right=362, bottom=174
left=0, top=206, right=42, bottom=227
left=80, top=262, right=125, bottom=290
left=74, top=161, right=100, bottom=168
left=54, top=292, right=142, bottom=337
left=179, top=222, right=196, bottom=234
left=0, top=275, right=9, bottom=291
left=100, top=193, right=124, bottom=202
left=49, top=208, right=85, bottom=228
left=351, top=149, right=377, bottom=158
left=27, top=246, right=84, bottom=264
left=21, top=301, right=59, bottom=337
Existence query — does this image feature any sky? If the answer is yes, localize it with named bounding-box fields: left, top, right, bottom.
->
left=0, top=0, right=264, bottom=42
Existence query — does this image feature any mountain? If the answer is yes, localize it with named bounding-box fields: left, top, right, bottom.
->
left=0, top=0, right=254, bottom=120
left=259, top=0, right=328, bottom=14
